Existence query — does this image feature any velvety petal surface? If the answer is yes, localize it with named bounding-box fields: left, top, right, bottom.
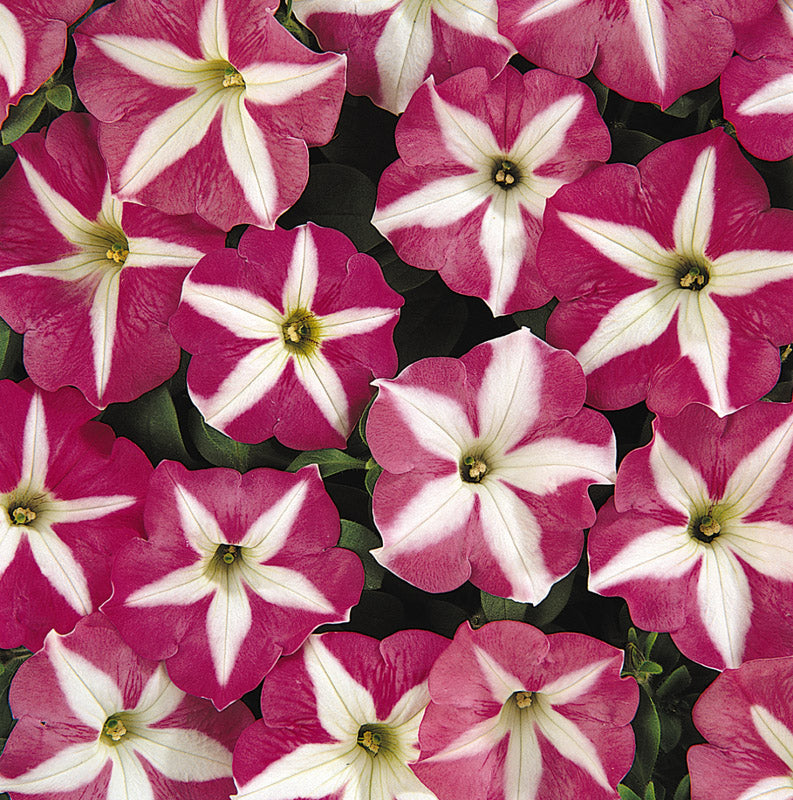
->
left=589, top=401, right=793, bottom=670
left=103, top=460, right=364, bottom=709
left=74, top=0, right=346, bottom=229
left=292, top=0, right=514, bottom=114
left=373, top=66, right=610, bottom=316
left=170, top=223, right=402, bottom=449
left=0, top=613, right=252, bottom=799
left=368, top=328, right=616, bottom=603
left=539, top=128, right=793, bottom=417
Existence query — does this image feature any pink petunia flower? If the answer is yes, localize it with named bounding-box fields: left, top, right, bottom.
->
left=0, top=613, right=253, bottom=799
left=373, top=66, right=610, bottom=317
left=722, top=1, right=793, bottom=161
left=538, top=128, right=793, bottom=418
left=0, top=0, right=91, bottom=123
left=588, top=401, right=793, bottom=671
left=233, top=630, right=449, bottom=800
left=412, top=620, right=638, bottom=800
left=688, top=655, right=793, bottom=800
left=102, top=460, right=364, bottom=710
left=170, top=222, right=403, bottom=449
left=0, top=379, right=150, bottom=653
left=366, top=328, right=616, bottom=604
left=498, top=0, right=774, bottom=108
left=0, top=112, right=225, bottom=408
left=291, top=0, right=514, bottom=114
left=74, top=0, right=346, bottom=230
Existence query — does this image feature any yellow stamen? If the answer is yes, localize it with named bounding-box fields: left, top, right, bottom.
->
left=698, top=515, right=721, bottom=538
left=103, top=718, right=127, bottom=741
left=515, top=691, right=534, bottom=709
left=106, top=242, right=129, bottom=265
left=10, top=507, right=36, bottom=525
left=223, top=68, right=245, bottom=88
left=358, top=730, right=381, bottom=755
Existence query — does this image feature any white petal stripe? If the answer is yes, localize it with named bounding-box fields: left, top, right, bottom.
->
left=242, top=58, right=345, bottom=107
left=0, top=4, right=25, bottom=97
left=220, top=93, right=278, bottom=228
left=129, top=726, right=233, bottom=782
left=48, top=636, right=122, bottom=726
left=738, top=73, right=793, bottom=116
left=673, top=146, right=715, bottom=258
left=19, top=388, right=49, bottom=496
left=198, top=0, right=230, bottom=61
left=89, top=268, right=122, bottom=401
left=27, top=526, right=93, bottom=615
left=750, top=705, right=793, bottom=773
left=518, top=0, right=583, bottom=24
left=237, top=562, right=334, bottom=613
left=182, top=282, right=283, bottom=339
left=510, top=94, right=584, bottom=171
left=118, top=88, right=225, bottom=198
left=107, top=745, right=155, bottom=800
left=697, top=543, right=752, bottom=668
left=281, top=224, right=319, bottom=314
left=0, top=741, right=107, bottom=794
left=628, top=0, right=667, bottom=92
left=292, top=350, right=350, bottom=436
left=206, top=569, right=252, bottom=685
left=709, top=249, right=793, bottom=297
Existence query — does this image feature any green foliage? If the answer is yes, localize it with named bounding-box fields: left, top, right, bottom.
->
left=479, top=570, right=575, bottom=629
left=1, top=93, right=46, bottom=145
left=337, top=520, right=384, bottom=591
left=45, top=84, right=72, bottom=111
left=287, top=448, right=367, bottom=477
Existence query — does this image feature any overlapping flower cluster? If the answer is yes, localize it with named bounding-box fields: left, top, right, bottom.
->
left=1, top=0, right=793, bottom=797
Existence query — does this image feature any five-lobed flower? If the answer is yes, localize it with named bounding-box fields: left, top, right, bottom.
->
left=170, top=222, right=403, bottom=450
left=233, top=629, right=448, bottom=800
left=373, top=66, right=610, bottom=316
left=74, top=0, right=346, bottom=230
left=0, top=613, right=252, bottom=799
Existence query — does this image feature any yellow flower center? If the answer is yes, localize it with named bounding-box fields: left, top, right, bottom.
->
left=281, top=309, right=320, bottom=356
left=677, top=257, right=710, bottom=291
left=461, top=454, right=488, bottom=483
left=492, top=158, right=521, bottom=190
left=102, top=717, right=127, bottom=742
left=514, top=690, right=534, bottom=709
left=222, top=65, right=245, bottom=88
left=105, top=241, right=129, bottom=265
left=357, top=724, right=390, bottom=757
left=9, top=506, right=36, bottom=525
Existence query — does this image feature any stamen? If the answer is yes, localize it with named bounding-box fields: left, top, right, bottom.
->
left=461, top=455, right=488, bottom=482
left=223, top=66, right=245, bottom=88
left=102, top=717, right=127, bottom=742
left=105, top=242, right=129, bottom=265
left=10, top=507, right=36, bottom=525
left=514, top=691, right=534, bottom=709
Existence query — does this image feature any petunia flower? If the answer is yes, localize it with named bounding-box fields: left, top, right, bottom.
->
left=722, top=0, right=793, bottom=161
left=688, top=655, right=793, bottom=800
left=498, top=0, right=774, bottom=108
left=0, top=613, right=253, bottom=799
left=412, top=620, right=638, bottom=800
left=0, top=112, right=225, bottom=408
left=291, top=0, right=514, bottom=114
left=373, top=66, right=610, bottom=316
left=73, top=0, right=346, bottom=230
left=0, top=0, right=91, bottom=124
left=169, top=222, right=403, bottom=449
left=538, top=127, right=793, bottom=418
left=0, top=379, right=150, bottom=653
left=102, top=460, right=364, bottom=709
left=588, top=401, right=793, bottom=671
left=233, top=630, right=449, bottom=800
left=366, top=328, right=616, bottom=604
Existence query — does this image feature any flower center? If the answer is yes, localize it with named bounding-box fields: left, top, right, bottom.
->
left=492, top=158, right=521, bottom=190
left=102, top=717, right=127, bottom=742
left=222, top=64, right=245, bottom=88
left=460, top=454, right=488, bottom=483
left=105, top=240, right=129, bottom=265
left=692, top=513, right=721, bottom=543
left=9, top=506, right=36, bottom=525
left=677, top=257, right=710, bottom=290
left=513, top=690, right=534, bottom=709
left=216, top=543, right=241, bottom=566
left=282, top=309, right=320, bottom=356
left=357, top=724, right=390, bottom=757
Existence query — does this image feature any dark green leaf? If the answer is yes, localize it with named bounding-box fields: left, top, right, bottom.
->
left=609, top=128, right=663, bottom=165
left=287, top=448, right=367, bottom=477
left=658, top=708, right=682, bottom=752
left=644, top=631, right=658, bottom=657
left=644, top=782, right=657, bottom=800
left=638, top=660, right=663, bottom=675
left=424, top=598, right=467, bottom=638
left=370, top=240, right=434, bottom=293
left=618, top=784, right=643, bottom=800
left=673, top=775, right=690, bottom=800
left=187, top=408, right=288, bottom=472
left=662, top=80, right=720, bottom=129
left=523, top=569, right=575, bottom=628
left=101, top=384, right=198, bottom=468
left=357, top=393, right=376, bottom=447
left=0, top=317, right=21, bottom=379
left=581, top=72, right=609, bottom=116
left=480, top=591, right=530, bottom=623
left=632, top=689, right=662, bottom=786
left=365, top=462, right=383, bottom=496
left=656, top=666, right=691, bottom=701
left=1, top=92, right=47, bottom=145
left=512, top=299, right=557, bottom=342
left=337, top=520, right=384, bottom=591
left=45, top=85, right=72, bottom=111
left=279, top=164, right=384, bottom=252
